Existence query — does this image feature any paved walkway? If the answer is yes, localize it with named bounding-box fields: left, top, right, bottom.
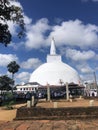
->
left=0, top=119, right=98, bottom=130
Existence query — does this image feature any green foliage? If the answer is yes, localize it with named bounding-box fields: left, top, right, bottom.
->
left=7, top=61, right=20, bottom=92
left=0, top=0, right=25, bottom=46
left=0, top=75, right=14, bottom=91
left=3, top=100, right=15, bottom=110
left=7, top=61, right=20, bottom=79
left=0, top=23, right=11, bottom=46
left=1, top=92, right=15, bottom=109
left=5, top=91, right=14, bottom=99
left=7, top=61, right=20, bottom=74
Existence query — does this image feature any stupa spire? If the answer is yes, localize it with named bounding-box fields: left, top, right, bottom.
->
left=47, top=38, right=61, bottom=63
left=50, top=37, right=56, bottom=55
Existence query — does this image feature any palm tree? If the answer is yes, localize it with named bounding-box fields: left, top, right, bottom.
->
left=7, top=61, right=20, bottom=80
left=7, top=61, right=20, bottom=92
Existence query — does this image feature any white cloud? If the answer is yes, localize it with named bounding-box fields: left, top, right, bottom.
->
left=54, top=18, right=63, bottom=24
left=0, top=54, right=18, bottom=67
left=3, top=1, right=98, bottom=50
left=10, top=0, right=23, bottom=9
left=7, top=15, right=32, bottom=37
left=65, top=48, right=96, bottom=61
left=7, top=1, right=98, bottom=50
left=80, top=73, right=94, bottom=83
left=24, top=19, right=98, bottom=49
left=82, top=0, right=98, bottom=2
left=49, top=19, right=98, bottom=48
left=24, top=15, right=32, bottom=25
left=7, top=21, right=18, bottom=36
left=6, top=1, right=32, bottom=38
left=25, top=18, right=51, bottom=49
left=21, top=58, right=42, bottom=69
left=61, top=47, right=97, bottom=75
left=16, top=72, right=31, bottom=83
left=76, top=63, right=93, bottom=73
left=1, top=1, right=23, bottom=37
left=92, top=0, right=98, bottom=1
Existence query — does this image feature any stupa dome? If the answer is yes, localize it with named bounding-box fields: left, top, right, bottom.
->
left=29, top=38, right=81, bottom=86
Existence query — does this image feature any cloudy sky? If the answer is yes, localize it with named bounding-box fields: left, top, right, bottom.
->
left=0, top=0, right=98, bottom=84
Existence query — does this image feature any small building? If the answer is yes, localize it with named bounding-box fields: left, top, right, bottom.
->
left=16, top=82, right=41, bottom=92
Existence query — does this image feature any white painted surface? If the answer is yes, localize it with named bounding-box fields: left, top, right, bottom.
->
left=29, top=61, right=81, bottom=85
left=29, top=38, right=81, bottom=86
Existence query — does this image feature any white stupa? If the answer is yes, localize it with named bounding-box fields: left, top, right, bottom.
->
left=29, top=38, right=81, bottom=86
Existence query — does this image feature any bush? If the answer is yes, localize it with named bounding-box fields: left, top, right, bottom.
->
left=3, top=100, right=15, bottom=110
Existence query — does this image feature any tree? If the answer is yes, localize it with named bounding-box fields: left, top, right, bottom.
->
left=0, top=0, right=25, bottom=46
left=7, top=61, right=20, bottom=92
left=7, top=61, right=20, bottom=80
left=0, top=75, right=13, bottom=92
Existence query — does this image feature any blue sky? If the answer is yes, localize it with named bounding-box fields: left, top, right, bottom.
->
left=0, top=0, right=98, bottom=84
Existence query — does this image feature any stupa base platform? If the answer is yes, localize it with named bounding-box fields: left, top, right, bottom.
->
left=14, top=106, right=98, bottom=120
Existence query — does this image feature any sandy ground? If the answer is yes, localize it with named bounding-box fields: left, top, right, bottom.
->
left=0, top=99, right=98, bottom=130
left=0, top=109, right=16, bottom=121
left=0, top=98, right=98, bottom=121
left=0, top=103, right=26, bottom=121
left=37, top=98, right=98, bottom=108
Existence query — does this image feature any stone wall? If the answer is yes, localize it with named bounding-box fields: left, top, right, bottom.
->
left=15, top=106, right=98, bottom=120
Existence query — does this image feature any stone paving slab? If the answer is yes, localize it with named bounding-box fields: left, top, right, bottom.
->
left=0, top=119, right=98, bottom=130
